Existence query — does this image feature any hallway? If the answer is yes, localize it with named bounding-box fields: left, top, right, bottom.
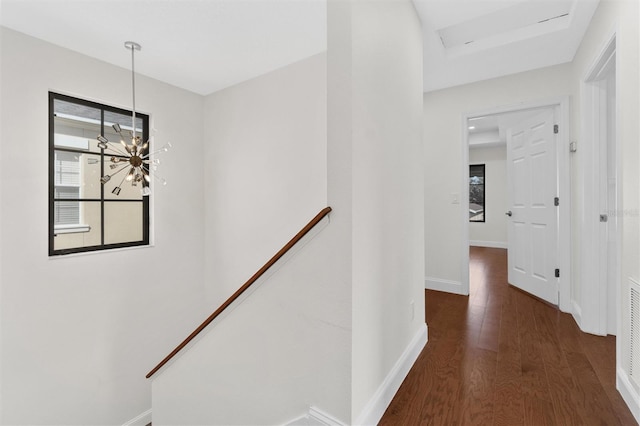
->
left=380, top=247, right=636, bottom=425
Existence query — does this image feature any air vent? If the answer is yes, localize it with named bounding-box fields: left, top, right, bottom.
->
left=629, top=278, right=640, bottom=388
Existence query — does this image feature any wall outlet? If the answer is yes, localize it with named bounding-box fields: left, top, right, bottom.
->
left=410, top=300, right=415, bottom=321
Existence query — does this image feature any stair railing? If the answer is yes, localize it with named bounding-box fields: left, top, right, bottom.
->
left=146, top=206, right=332, bottom=378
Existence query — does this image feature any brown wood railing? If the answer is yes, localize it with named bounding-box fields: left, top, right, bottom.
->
left=146, top=206, right=332, bottom=379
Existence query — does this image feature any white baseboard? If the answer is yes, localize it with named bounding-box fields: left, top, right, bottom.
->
left=309, top=406, right=346, bottom=425
left=285, top=416, right=327, bottom=426
left=617, top=367, right=640, bottom=423
left=425, top=276, right=464, bottom=295
left=571, top=300, right=606, bottom=336
left=572, top=300, right=583, bottom=330
left=287, top=326, right=428, bottom=426
left=285, top=406, right=346, bottom=426
left=122, top=409, right=152, bottom=426
left=354, top=324, right=428, bottom=426
left=469, top=240, right=507, bottom=249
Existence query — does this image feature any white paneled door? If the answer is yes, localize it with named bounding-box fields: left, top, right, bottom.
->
left=506, top=109, right=559, bottom=305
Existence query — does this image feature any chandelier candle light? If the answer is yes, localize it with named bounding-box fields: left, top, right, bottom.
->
left=97, top=41, right=171, bottom=196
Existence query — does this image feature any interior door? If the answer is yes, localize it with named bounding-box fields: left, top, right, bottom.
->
left=506, top=109, right=558, bottom=305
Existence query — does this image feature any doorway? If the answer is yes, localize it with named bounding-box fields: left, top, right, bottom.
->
left=582, top=34, right=619, bottom=336
left=468, top=107, right=560, bottom=305
left=461, top=97, right=571, bottom=312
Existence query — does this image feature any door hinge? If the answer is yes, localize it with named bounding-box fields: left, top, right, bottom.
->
left=554, top=124, right=559, bottom=134
left=555, top=268, right=560, bottom=278
left=554, top=197, right=560, bottom=206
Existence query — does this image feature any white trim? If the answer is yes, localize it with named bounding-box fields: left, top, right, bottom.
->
left=579, top=30, right=618, bottom=336
left=425, top=276, right=465, bottom=295
left=284, top=407, right=346, bottom=426
left=617, top=368, right=640, bottom=423
left=572, top=300, right=583, bottom=329
left=469, top=240, right=507, bottom=249
left=354, top=324, right=428, bottom=426
left=584, top=31, right=617, bottom=82
left=285, top=415, right=332, bottom=426
left=308, top=406, right=346, bottom=425
left=461, top=115, right=471, bottom=297
left=557, top=99, right=571, bottom=313
left=121, top=409, right=152, bottom=426
left=462, top=96, right=571, bottom=313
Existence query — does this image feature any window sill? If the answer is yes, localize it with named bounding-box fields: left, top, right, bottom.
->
left=54, top=224, right=91, bottom=234
left=48, top=242, right=154, bottom=260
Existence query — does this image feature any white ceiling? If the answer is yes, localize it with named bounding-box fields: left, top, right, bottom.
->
left=0, top=0, right=599, bottom=95
left=412, top=0, right=600, bottom=92
left=0, top=0, right=327, bottom=95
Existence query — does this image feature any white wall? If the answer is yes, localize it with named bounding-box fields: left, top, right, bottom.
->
left=349, top=0, right=426, bottom=421
left=152, top=217, right=353, bottom=425
left=153, top=1, right=426, bottom=423
left=469, top=130, right=500, bottom=146
left=0, top=24, right=4, bottom=424
left=0, top=28, right=208, bottom=425
left=469, top=145, right=507, bottom=248
left=152, top=51, right=352, bottom=425
left=567, top=0, right=639, bottom=408
left=202, top=53, right=327, bottom=307
left=424, top=63, right=573, bottom=288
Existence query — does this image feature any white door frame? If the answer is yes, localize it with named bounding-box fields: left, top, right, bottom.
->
left=580, top=32, right=619, bottom=336
left=461, top=96, right=571, bottom=313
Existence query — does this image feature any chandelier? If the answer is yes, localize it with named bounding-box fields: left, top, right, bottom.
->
left=97, top=41, right=170, bottom=196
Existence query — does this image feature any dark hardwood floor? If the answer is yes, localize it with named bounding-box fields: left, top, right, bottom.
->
left=380, top=246, right=637, bottom=426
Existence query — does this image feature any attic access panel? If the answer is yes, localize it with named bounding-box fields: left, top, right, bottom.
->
left=438, top=0, right=573, bottom=48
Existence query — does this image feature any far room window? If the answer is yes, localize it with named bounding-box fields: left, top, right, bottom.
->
left=469, top=164, right=485, bottom=222
left=49, top=92, right=150, bottom=255
left=53, top=151, right=81, bottom=225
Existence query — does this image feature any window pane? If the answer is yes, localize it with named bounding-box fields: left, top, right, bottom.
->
left=102, top=115, right=143, bottom=155
left=53, top=202, right=101, bottom=250
left=470, top=164, right=485, bottom=222
left=53, top=150, right=102, bottom=199
left=53, top=150, right=80, bottom=186
left=103, top=157, right=144, bottom=200
left=54, top=199, right=79, bottom=224
left=104, top=202, right=144, bottom=245
left=104, top=111, right=144, bottom=137
left=54, top=100, right=103, bottom=154
left=470, top=164, right=485, bottom=182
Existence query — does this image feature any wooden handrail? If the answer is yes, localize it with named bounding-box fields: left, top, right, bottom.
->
left=146, top=206, right=332, bottom=379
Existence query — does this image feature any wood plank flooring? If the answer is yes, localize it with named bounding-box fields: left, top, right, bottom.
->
left=379, top=247, right=637, bottom=426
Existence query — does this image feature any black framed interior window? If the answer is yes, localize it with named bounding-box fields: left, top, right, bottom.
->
left=49, top=92, right=150, bottom=255
left=469, top=164, right=485, bottom=223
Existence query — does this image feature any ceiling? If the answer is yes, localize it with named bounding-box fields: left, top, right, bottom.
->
left=0, top=0, right=599, bottom=95
left=0, top=0, right=327, bottom=95
left=413, top=0, right=600, bottom=92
